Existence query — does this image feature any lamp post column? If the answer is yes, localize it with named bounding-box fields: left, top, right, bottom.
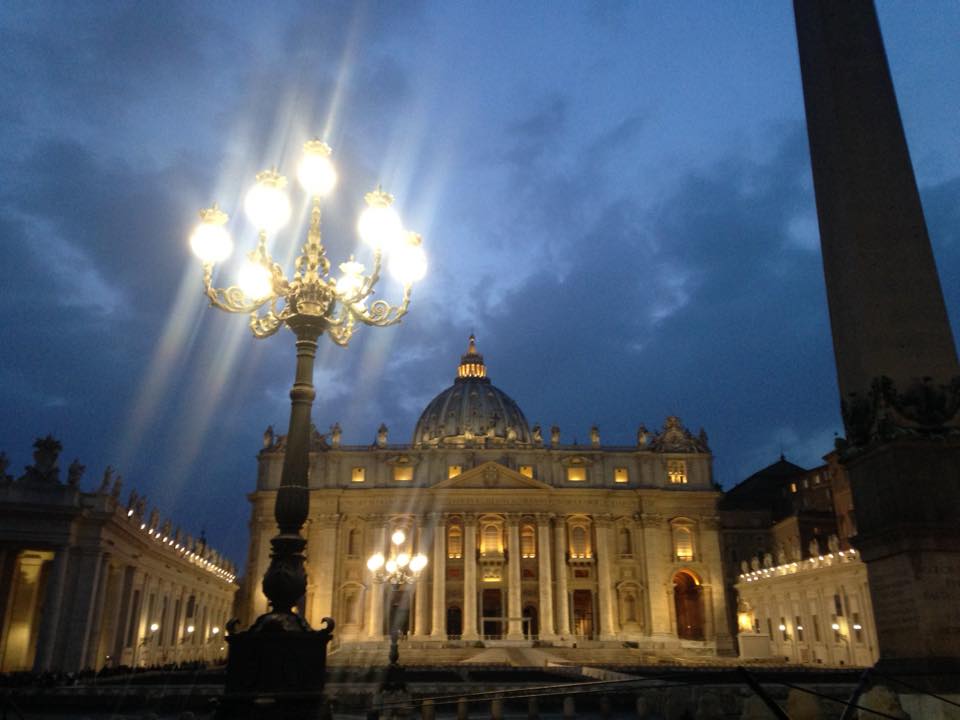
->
left=258, top=320, right=323, bottom=628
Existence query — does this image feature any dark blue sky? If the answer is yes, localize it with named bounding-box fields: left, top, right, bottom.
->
left=1, top=2, right=958, bottom=565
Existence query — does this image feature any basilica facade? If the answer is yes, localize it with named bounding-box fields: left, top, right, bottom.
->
left=241, top=338, right=733, bottom=655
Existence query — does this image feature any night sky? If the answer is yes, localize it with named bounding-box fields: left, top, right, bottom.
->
left=1, top=2, right=958, bottom=566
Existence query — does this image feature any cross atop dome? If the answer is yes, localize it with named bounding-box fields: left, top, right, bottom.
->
left=457, top=334, right=486, bottom=379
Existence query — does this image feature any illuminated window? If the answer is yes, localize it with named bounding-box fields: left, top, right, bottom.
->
left=448, top=465, right=462, bottom=478
left=566, top=467, right=586, bottom=482
left=447, top=525, right=462, bottom=559
left=614, top=467, right=628, bottom=483
left=667, top=460, right=687, bottom=484
left=481, top=524, right=501, bottom=555
left=351, top=467, right=365, bottom=483
left=790, top=482, right=797, bottom=493
left=521, top=524, right=536, bottom=558
left=674, top=526, right=693, bottom=560
left=570, top=525, right=589, bottom=558
left=393, top=466, right=413, bottom=482
left=518, top=465, right=534, bottom=478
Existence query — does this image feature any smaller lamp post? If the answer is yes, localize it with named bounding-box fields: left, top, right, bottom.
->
left=367, top=530, right=427, bottom=684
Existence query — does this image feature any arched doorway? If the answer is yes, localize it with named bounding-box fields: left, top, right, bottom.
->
left=522, top=604, right=538, bottom=639
left=673, top=570, right=704, bottom=640
left=446, top=606, right=462, bottom=638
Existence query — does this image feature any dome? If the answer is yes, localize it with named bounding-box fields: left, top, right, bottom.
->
left=413, top=336, right=533, bottom=447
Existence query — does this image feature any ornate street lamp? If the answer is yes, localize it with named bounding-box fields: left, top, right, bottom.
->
left=366, top=529, right=429, bottom=587
left=190, top=139, right=426, bottom=713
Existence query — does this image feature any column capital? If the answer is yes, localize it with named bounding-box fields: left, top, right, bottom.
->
left=534, top=512, right=554, bottom=524
left=463, top=513, right=478, bottom=526
left=428, top=511, right=446, bottom=524
left=594, top=514, right=615, bottom=528
left=314, top=513, right=340, bottom=528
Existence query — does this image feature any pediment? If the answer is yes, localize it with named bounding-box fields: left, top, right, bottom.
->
left=432, top=461, right=551, bottom=490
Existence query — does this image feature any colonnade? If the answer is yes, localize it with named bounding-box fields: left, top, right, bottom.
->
left=0, top=544, right=234, bottom=672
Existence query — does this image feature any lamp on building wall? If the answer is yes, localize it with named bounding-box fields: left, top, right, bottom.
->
left=190, top=140, right=426, bottom=712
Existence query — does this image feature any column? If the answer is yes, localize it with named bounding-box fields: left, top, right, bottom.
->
left=594, top=516, right=618, bottom=640
left=536, top=514, right=555, bottom=639
left=83, top=554, right=113, bottom=669
left=310, top=514, right=339, bottom=625
left=366, top=521, right=386, bottom=639
left=33, top=547, right=69, bottom=671
left=553, top=517, right=570, bottom=637
left=462, top=514, right=479, bottom=640
left=413, top=521, right=431, bottom=639
left=60, top=549, right=105, bottom=671
left=640, top=514, right=673, bottom=640
left=506, top=516, right=523, bottom=640
left=430, top=513, right=447, bottom=639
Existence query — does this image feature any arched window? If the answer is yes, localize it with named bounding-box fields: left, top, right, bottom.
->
left=347, top=529, right=361, bottom=557
left=521, top=524, right=536, bottom=558
left=482, top=524, right=501, bottom=555
left=571, top=526, right=589, bottom=558
left=618, top=527, right=632, bottom=556
left=447, top=525, right=463, bottom=559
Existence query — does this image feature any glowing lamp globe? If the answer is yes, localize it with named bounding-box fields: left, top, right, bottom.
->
left=245, top=169, right=291, bottom=233
left=389, top=232, right=427, bottom=285
left=149, top=622, right=160, bottom=633
left=298, top=140, right=337, bottom=197
left=367, top=553, right=385, bottom=572
left=410, top=554, right=428, bottom=573
left=391, top=529, right=406, bottom=546
left=238, top=261, right=273, bottom=299
left=358, top=188, right=403, bottom=252
left=396, top=552, right=410, bottom=568
left=336, top=258, right=365, bottom=298
left=385, top=558, right=398, bottom=574
left=190, top=206, right=233, bottom=263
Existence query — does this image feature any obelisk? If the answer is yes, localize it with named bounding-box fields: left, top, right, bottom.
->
left=794, top=0, right=960, bottom=681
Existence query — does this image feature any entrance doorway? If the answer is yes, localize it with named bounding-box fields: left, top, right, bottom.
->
left=481, top=588, right=503, bottom=638
left=523, top=604, right=538, bottom=639
left=446, top=606, right=462, bottom=638
left=572, top=590, right=594, bottom=639
left=673, top=571, right=704, bottom=640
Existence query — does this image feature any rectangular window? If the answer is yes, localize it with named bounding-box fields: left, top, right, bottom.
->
left=795, top=616, right=804, bottom=642
left=674, top=527, right=693, bottom=561
left=613, top=467, right=629, bottom=483
left=766, top=618, right=772, bottom=637
left=351, top=467, right=365, bottom=483
left=566, top=467, right=586, bottom=482
left=832, top=615, right=842, bottom=643
left=813, top=615, right=821, bottom=642
left=667, top=459, right=687, bottom=484
left=780, top=617, right=788, bottom=641
left=519, top=465, right=533, bottom=478
left=393, top=466, right=413, bottom=482
left=790, top=482, right=797, bottom=493
left=834, top=594, right=844, bottom=616
left=448, top=465, right=462, bottom=478
left=852, top=612, right=863, bottom=643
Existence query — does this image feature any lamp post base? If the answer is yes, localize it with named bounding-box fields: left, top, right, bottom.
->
left=218, top=618, right=334, bottom=720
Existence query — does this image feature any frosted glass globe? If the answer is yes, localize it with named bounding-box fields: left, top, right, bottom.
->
left=298, top=149, right=337, bottom=197
left=238, top=261, right=273, bottom=299
left=190, top=222, right=233, bottom=264
left=367, top=553, right=385, bottom=572
left=409, top=554, right=428, bottom=572
left=389, top=235, right=427, bottom=285
left=358, top=203, right=403, bottom=252
left=391, top=529, right=406, bottom=546
left=396, top=552, right=410, bottom=568
left=385, top=559, right=398, bottom=574
left=244, top=177, right=291, bottom=233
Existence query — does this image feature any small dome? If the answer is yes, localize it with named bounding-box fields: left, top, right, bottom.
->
left=413, top=336, right=533, bottom=447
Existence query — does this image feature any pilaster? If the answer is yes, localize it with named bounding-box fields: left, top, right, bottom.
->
left=430, top=513, right=446, bottom=639
left=553, top=517, right=570, bottom=637
left=506, top=515, right=523, bottom=640
left=536, top=514, right=555, bottom=639
left=462, top=514, right=479, bottom=641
